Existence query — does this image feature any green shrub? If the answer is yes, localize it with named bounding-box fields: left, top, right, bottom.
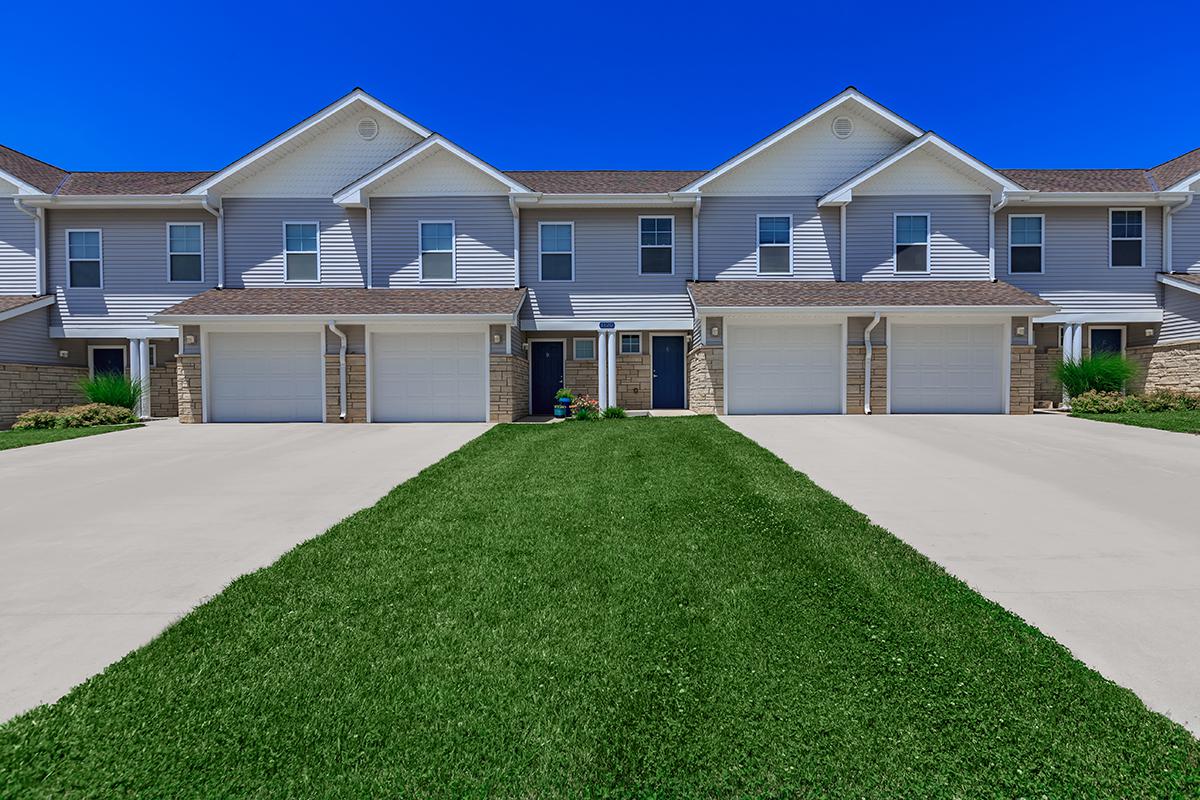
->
left=1054, top=353, right=1138, bottom=397
left=78, top=373, right=143, bottom=410
left=1070, top=389, right=1200, bottom=414
left=1069, top=391, right=1131, bottom=414
left=572, top=405, right=599, bottom=421
left=601, top=406, right=627, bottom=419
left=12, top=403, right=137, bottom=430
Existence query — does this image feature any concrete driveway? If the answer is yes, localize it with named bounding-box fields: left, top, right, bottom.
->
left=0, top=421, right=490, bottom=722
left=724, top=413, right=1200, bottom=733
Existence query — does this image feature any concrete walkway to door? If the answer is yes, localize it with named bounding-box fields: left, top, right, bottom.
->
left=724, top=413, right=1200, bottom=733
left=0, top=421, right=490, bottom=722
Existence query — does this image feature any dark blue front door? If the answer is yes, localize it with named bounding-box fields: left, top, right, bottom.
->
left=530, top=341, right=564, bottom=415
left=652, top=336, right=685, bottom=409
left=91, top=347, right=125, bottom=376
left=1090, top=328, right=1123, bottom=355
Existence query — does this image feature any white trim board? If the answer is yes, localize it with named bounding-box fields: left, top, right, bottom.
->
left=0, top=295, right=54, bottom=324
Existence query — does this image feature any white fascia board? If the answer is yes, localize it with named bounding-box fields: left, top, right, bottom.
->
left=679, top=89, right=925, bottom=193
left=514, top=193, right=700, bottom=208
left=0, top=295, right=55, bottom=323
left=1039, top=310, right=1164, bottom=323
left=1164, top=170, right=1200, bottom=193
left=817, top=133, right=1021, bottom=207
left=0, top=168, right=48, bottom=196
left=23, top=195, right=208, bottom=208
left=51, top=325, right=177, bottom=338
left=334, top=136, right=531, bottom=206
left=1004, top=191, right=1189, bottom=206
left=152, top=312, right=517, bottom=326
left=1158, top=274, right=1200, bottom=296
left=692, top=304, right=1059, bottom=317
left=519, top=318, right=692, bottom=331
left=188, top=89, right=432, bottom=196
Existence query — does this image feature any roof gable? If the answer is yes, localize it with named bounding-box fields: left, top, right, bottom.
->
left=0, top=144, right=68, bottom=194
left=335, top=137, right=529, bottom=205
left=1151, top=147, right=1200, bottom=192
left=365, top=145, right=511, bottom=195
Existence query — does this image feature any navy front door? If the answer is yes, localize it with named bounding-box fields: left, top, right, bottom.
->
left=530, top=341, right=564, bottom=415
left=91, top=347, right=125, bottom=376
left=1090, top=328, right=1123, bottom=355
left=651, top=336, right=685, bottom=409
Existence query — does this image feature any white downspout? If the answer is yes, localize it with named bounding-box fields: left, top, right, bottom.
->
left=1165, top=194, right=1193, bottom=274
left=201, top=196, right=223, bottom=289
left=863, top=312, right=881, bottom=415
left=989, top=195, right=1008, bottom=281
left=366, top=197, right=373, bottom=288
left=509, top=195, right=521, bottom=289
left=691, top=197, right=701, bottom=281
left=13, top=199, right=45, bottom=295
left=327, top=321, right=347, bottom=419
left=839, top=204, right=847, bottom=281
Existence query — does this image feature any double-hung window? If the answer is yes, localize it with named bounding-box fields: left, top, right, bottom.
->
left=756, top=215, right=791, bottom=275
left=639, top=217, right=673, bottom=275
left=167, top=223, right=203, bottom=282
left=894, top=214, right=930, bottom=273
left=1110, top=209, right=1143, bottom=268
left=620, top=333, right=641, bottom=354
left=1008, top=215, right=1044, bottom=274
left=539, top=222, right=574, bottom=281
left=283, top=222, right=319, bottom=281
left=419, top=221, right=455, bottom=281
left=67, top=230, right=102, bottom=288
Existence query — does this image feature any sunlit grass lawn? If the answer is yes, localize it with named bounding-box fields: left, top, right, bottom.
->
left=0, top=423, right=139, bottom=451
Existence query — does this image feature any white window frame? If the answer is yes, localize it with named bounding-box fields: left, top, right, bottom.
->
left=638, top=215, right=674, bottom=276
left=166, top=222, right=204, bottom=283
left=538, top=221, right=575, bottom=282
left=620, top=332, right=642, bottom=355
left=149, top=344, right=158, bottom=369
left=1088, top=324, right=1126, bottom=356
left=893, top=212, right=931, bottom=274
left=1008, top=214, right=1045, bottom=275
left=1108, top=208, right=1145, bottom=269
left=282, top=221, right=321, bottom=282
left=572, top=337, right=596, bottom=360
left=66, top=229, right=103, bottom=289
left=417, top=220, right=456, bottom=282
left=755, top=214, right=793, bottom=276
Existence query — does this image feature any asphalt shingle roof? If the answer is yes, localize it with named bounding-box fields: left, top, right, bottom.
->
left=158, top=288, right=527, bottom=317
left=0, top=145, right=68, bottom=193
left=0, top=295, right=48, bottom=314
left=687, top=280, right=1052, bottom=309
left=999, top=169, right=1157, bottom=193
left=503, top=171, right=706, bottom=193
left=56, top=172, right=215, bottom=195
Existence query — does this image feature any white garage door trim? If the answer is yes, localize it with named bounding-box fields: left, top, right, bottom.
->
left=367, top=329, right=488, bottom=422
left=724, top=319, right=846, bottom=415
left=887, top=319, right=1010, bottom=414
left=203, top=330, right=325, bottom=423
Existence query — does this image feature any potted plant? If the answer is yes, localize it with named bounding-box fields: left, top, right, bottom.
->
left=554, top=388, right=575, bottom=418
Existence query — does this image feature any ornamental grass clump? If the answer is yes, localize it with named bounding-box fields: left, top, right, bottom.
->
left=78, top=373, right=143, bottom=410
left=1054, top=353, right=1137, bottom=398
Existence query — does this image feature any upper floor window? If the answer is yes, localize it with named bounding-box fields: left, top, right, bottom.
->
left=283, top=222, right=319, bottom=282
left=539, top=222, right=574, bottom=281
left=168, top=223, right=204, bottom=282
left=419, top=221, right=455, bottom=281
left=639, top=217, right=673, bottom=275
left=620, top=333, right=641, bottom=354
left=1009, top=215, right=1044, bottom=274
left=67, top=230, right=102, bottom=288
left=1110, top=209, right=1143, bottom=268
left=894, top=214, right=930, bottom=273
left=757, top=215, right=792, bottom=275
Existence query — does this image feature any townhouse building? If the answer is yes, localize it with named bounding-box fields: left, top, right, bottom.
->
left=1, top=87, right=1199, bottom=426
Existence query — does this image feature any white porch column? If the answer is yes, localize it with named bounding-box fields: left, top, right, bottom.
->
left=1062, top=324, right=1075, bottom=364
left=606, top=329, right=618, bottom=409
left=1069, top=323, right=1084, bottom=363
left=139, top=338, right=151, bottom=417
left=597, top=331, right=609, bottom=409
left=128, top=337, right=142, bottom=387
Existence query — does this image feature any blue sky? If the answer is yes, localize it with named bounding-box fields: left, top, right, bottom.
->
left=4, top=0, right=1198, bottom=174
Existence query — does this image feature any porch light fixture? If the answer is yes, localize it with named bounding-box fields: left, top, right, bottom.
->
left=1145, top=328, right=1155, bottom=337
left=492, top=333, right=501, bottom=344
left=58, top=350, right=69, bottom=359
left=185, top=335, right=195, bottom=344
left=1016, top=326, right=1026, bottom=336
left=711, top=326, right=720, bottom=337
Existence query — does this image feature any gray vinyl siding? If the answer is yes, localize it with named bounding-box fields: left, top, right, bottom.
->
left=0, top=202, right=37, bottom=295
left=997, top=206, right=1162, bottom=312
left=47, top=209, right=219, bottom=332
left=698, top=196, right=838, bottom=281
left=370, top=197, right=514, bottom=288
left=691, top=315, right=702, bottom=346
left=0, top=305, right=58, bottom=364
left=1171, top=201, right=1200, bottom=273
left=845, top=195, right=990, bottom=281
left=520, top=208, right=692, bottom=321
left=1161, top=285, right=1200, bottom=343
left=509, top=325, right=524, bottom=357
left=324, top=324, right=366, bottom=354
left=223, top=198, right=367, bottom=288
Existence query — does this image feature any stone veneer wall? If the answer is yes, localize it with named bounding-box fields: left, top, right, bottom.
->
left=846, top=345, right=888, bottom=414
left=0, top=363, right=87, bottom=427
left=616, top=353, right=652, bottom=410
left=489, top=353, right=528, bottom=422
left=1127, top=341, right=1200, bottom=394
left=687, top=346, right=723, bottom=414
left=176, top=355, right=202, bottom=423
left=1010, top=345, right=1035, bottom=414
left=324, top=354, right=367, bottom=423
left=149, top=363, right=178, bottom=418
left=1034, top=346, right=1062, bottom=408
left=565, top=357, right=599, bottom=402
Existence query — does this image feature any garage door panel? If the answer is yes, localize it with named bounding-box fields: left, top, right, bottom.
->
left=890, top=324, right=1004, bottom=414
left=208, top=332, right=323, bottom=423
left=728, top=324, right=842, bottom=414
left=371, top=332, right=485, bottom=422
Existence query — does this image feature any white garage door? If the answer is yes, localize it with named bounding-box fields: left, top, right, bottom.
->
left=890, top=323, right=1005, bottom=413
left=727, top=323, right=842, bottom=414
left=208, top=332, right=323, bottom=422
left=371, top=332, right=486, bottom=422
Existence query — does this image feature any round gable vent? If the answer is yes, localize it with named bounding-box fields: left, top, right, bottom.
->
left=357, top=117, right=379, bottom=141
left=831, top=116, right=854, bottom=139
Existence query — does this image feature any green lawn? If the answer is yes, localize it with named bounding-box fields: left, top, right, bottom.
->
left=1, top=418, right=1196, bottom=797
left=1074, top=410, right=1200, bottom=434
left=0, top=424, right=140, bottom=451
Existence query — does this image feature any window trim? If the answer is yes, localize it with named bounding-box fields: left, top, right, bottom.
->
left=538, top=220, right=575, bottom=282
left=87, top=344, right=124, bottom=378
left=620, top=332, right=642, bottom=355
left=166, top=222, right=205, bottom=283
left=1007, top=213, right=1045, bottom=275
left=282, top=220, right=321, bottom=283
left=66, top=229, right=104, bottom=289
left=1088, top=324, right=1126, bottom=356
left=755, top=213, right=793, bottom=276
left=893, top=212, right=931, bottom=274
left=638, top=215, right=674, bottom=276
left=417, top=219, right=456, bottom=283
left=572, top=337, right=596, bottom=361
left=149, top=344, right=158, bottom=369
left=1108, top=207, right=1145, bottom=269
